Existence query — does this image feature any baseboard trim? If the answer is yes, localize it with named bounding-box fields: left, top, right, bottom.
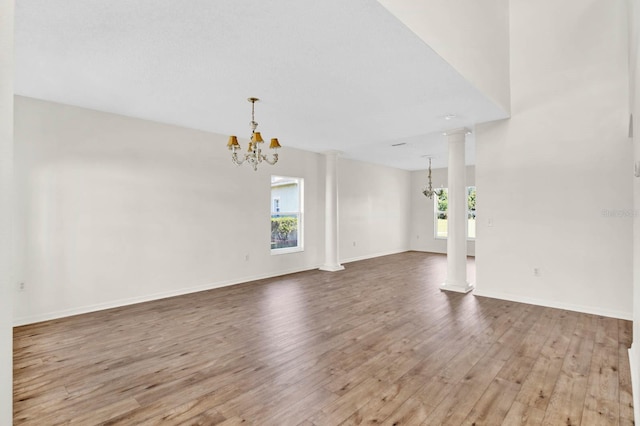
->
left=629, top=345, right=640, bottom=424
left=472, top=289, right=632, bottom=320
left=409, top=249, right=476, bottom=258
left=341, top=248, right=409, bottom=265
left=13, top=264, right=321, bottom=326
left=441, top=281, right=475, bottom=293
left=319, top=264, right=345, bottom=272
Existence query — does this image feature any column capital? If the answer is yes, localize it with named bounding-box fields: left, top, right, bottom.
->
left=443, top=127, right=472, bottom=139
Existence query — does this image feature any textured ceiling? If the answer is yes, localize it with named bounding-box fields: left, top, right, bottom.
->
left=14, top=0, right=508, bottom=170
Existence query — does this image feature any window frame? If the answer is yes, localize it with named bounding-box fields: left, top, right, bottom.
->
left=270, top=176, right=304, bottom=255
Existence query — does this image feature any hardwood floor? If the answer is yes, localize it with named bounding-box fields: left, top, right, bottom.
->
left=13, top=252, right=633, bottom=425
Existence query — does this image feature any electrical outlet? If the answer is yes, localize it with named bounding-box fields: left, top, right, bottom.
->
left=244, top=254, right=249, bottom=261
left=353, top=241, right=356, bottom=247
left=533, top=268, right=540, bottom=277
left=18, top=282, right=25, bottom=291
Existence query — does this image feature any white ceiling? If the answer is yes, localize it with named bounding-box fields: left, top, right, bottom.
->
left=14, top=0, right=508, bottom=170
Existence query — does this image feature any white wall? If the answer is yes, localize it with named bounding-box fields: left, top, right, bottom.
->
left=0, top=0, right=13, bottom=422
left=475, top=0, right=633, bottom=319
left=376, top=0, right=510, bottom=114
left=410, top=165, right=476, bottom=256
left=338, top=158, right=411, bottom=263
left=14, top=97, right=415, bottom=325
left=14, top=97, right=325, bottom=325
left=629, top=0, right=640, bottom=421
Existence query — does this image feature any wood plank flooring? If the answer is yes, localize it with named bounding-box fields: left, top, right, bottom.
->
left=13, top=252, right=633, bottom=425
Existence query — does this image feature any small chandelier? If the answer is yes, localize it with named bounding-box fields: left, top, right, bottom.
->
left=422, top=157, right=444, bottom=199
left=227, top=97, right=281, bottom=171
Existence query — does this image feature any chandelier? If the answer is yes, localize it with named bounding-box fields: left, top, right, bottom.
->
left=422, top=157, right=444, bottom=199
left=227, top=97, right=281, bottom=171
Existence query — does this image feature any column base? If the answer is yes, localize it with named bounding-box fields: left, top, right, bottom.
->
left=440, top=281, right=475, bottom=293
left=319, top=264, right=345, bottom=272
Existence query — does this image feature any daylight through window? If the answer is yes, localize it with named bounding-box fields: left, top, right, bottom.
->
left=271, top=176, right=303, bottom=253
left=434, top=186, right=476, bottom=239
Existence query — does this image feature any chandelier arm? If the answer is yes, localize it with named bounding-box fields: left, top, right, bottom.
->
left=262, top=153, right=279, bottom=166
left=245, top=155, right=258, bottom=171
left=231, top=151, right=246, bottom=166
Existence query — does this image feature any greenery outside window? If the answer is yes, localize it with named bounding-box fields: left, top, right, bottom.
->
left=271, top=176, right=303, bottom=254
left=435, top=189, right=449, bottom=239
left=434, top=186, right=476, bottom=240
left=467, top=186, right=476, bottom=239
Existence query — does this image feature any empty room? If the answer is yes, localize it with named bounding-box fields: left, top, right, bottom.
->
left=2, top=0, right=640, bottom=425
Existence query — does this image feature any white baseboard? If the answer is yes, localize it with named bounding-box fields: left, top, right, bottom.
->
left=409, top=249, right=476, bottom=258
left=319, top=264, right=345, bottom=272
left=472, top=289, right=633, bottom=320
left=340, top=248, right=409, bottom=265
left=13, top=264, right=321, bottom=326
left=441, top=281, right=475, bottom=293
left=629, top=344, right=640, bottom=425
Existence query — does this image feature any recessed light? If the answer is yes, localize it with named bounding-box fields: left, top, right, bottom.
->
left=444, top=114, right=456, bottom=120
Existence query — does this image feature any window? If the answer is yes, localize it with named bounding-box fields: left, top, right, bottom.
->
left=434, top=186, right=476, bottom=240
left=467, top=186, right=476, bottom=239
left=271, top=176, right=303, bottom=253
left=435, top=189, right=448, bottom=239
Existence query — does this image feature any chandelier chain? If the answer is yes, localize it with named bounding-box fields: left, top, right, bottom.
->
left=422, top=157, right=443, bottom=199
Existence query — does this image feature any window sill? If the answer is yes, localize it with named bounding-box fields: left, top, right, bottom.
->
left=271, top=247, right=304, bottom=255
